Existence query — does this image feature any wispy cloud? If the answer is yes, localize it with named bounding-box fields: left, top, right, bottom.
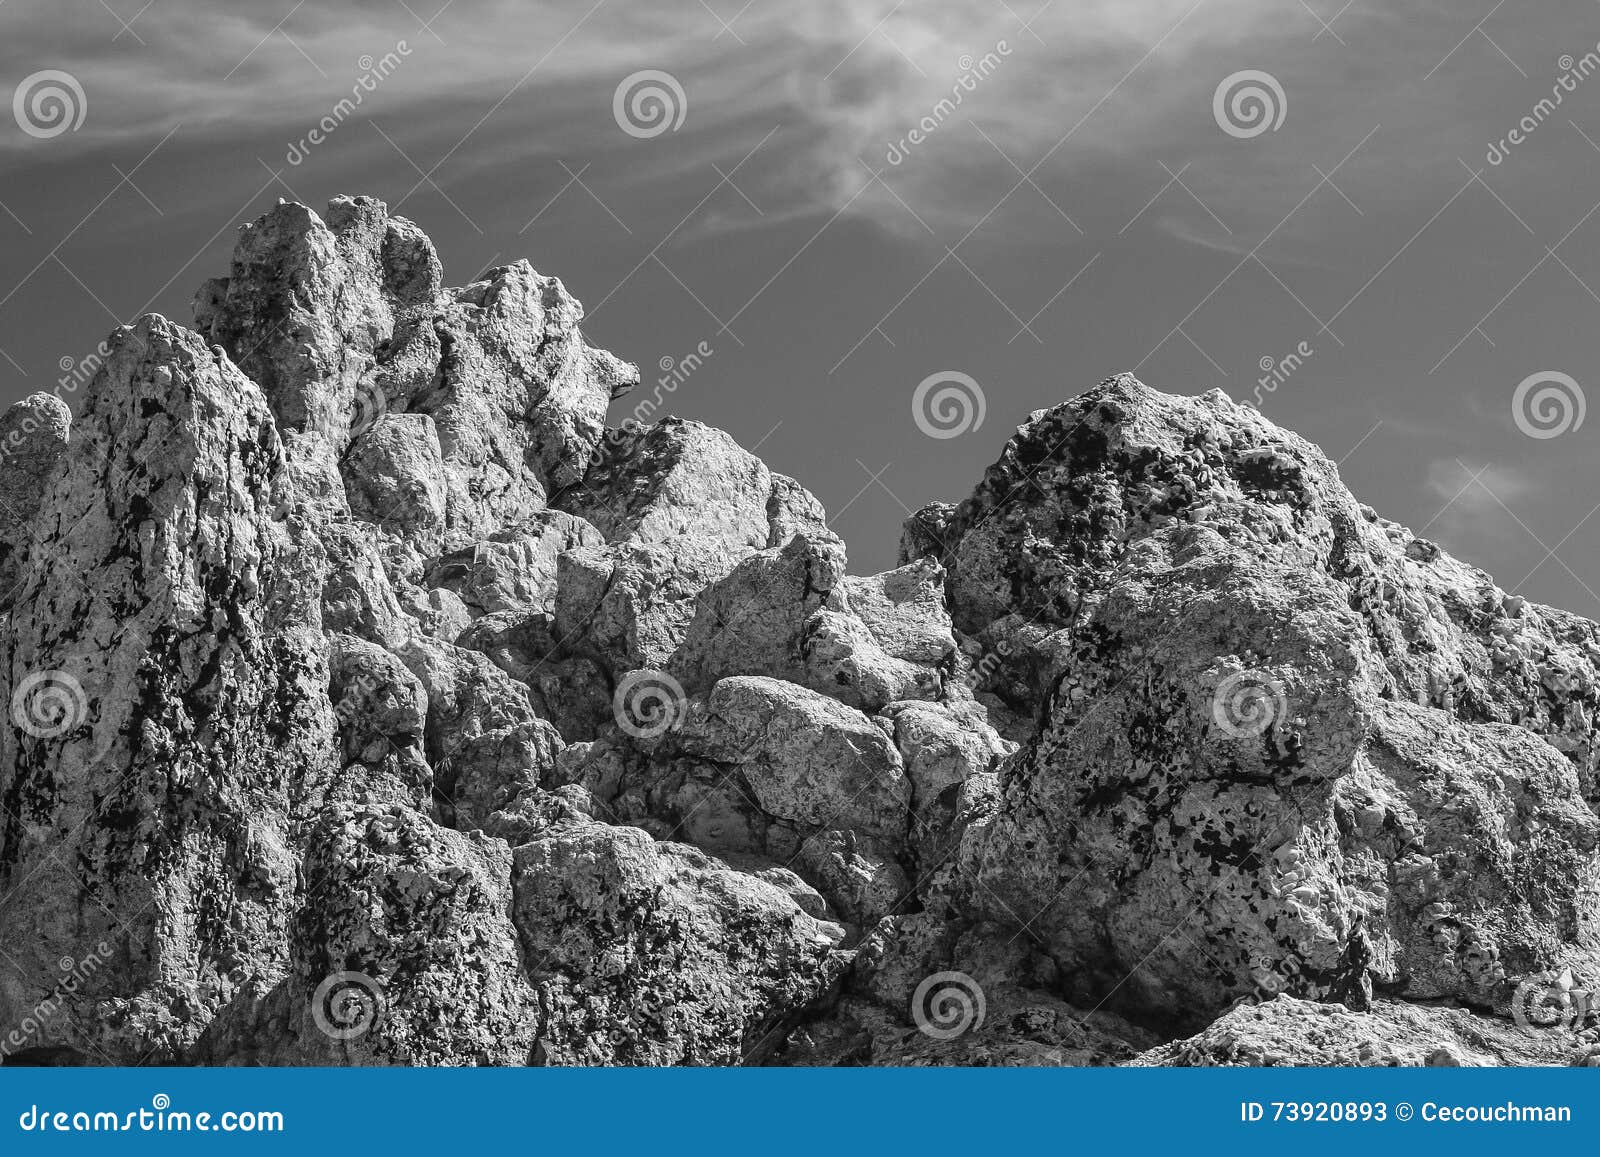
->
left=3, top=0, right=1396, bottom=239
left=1422, top=457, right=1540, bottom=546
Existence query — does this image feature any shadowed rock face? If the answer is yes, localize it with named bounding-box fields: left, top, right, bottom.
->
left=0, top=200, right=1595, bottom=1068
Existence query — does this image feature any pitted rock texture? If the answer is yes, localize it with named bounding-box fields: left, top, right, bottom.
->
left=1, top=201, right=1596, bottom=1068
left=0, top=316, right=332, bottom=1062
left=0, top=391, right=70, bottom=601
left=513, top=821, right=846, bottom=1065
left=1130, top=995, right=1593, bottom=1067
left=917, top=379, right=1600, bottom=1035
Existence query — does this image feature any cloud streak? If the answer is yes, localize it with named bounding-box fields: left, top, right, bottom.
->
left=3, top=0, right=1368, bottom=238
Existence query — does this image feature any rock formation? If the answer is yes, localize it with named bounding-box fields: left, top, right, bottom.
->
left=0, top=196, right=1595, bottom=1067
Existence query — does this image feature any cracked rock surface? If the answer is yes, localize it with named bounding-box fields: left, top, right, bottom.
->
left=0, top=199, right=1596, bottom=1067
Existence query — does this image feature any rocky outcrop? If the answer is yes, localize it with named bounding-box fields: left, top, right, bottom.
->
left=1133, top=995, right=1598, bottom=1067
left=1, top=201, right=1596, bottom=1068
left=513, top=821, right=846, bottom=1064
left=0, top=316, right=332, bottom=1062
left=0, top=392, right=70, bottom=601
left=196, top=195, right=635, bottom=546
left=916, top=380, right=1600, bottom=1038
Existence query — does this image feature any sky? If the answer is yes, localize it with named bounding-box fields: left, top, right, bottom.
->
left=3, top=0, right=1600, bottom=611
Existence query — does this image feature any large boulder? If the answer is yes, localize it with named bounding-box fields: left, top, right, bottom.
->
left=512, top=821, right=847, bottom=1064
left=930, top=376, right=1600, bottom=1028
left=195, top=803, right=540, bottom=1065
left=0, top=316, right=334, bottom=1062
left=285, top=803, right=538, bottom=1065
left=548, top=419, right=778, bottom=674
left=919, top=375, right=1600, bottom=794
left=670, top=534, right=948, bottom=712
left=675, top=676, right=911, bottom=840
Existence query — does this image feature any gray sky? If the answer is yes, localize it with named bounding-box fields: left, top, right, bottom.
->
left=3, top=0, right=1600, bottom=611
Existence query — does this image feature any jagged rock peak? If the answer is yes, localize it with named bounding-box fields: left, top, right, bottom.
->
left=0, top=201, right=1594, bottom=1070
left=194, top=195, right=641, bottom=548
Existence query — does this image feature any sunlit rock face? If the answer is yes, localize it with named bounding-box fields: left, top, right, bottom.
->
left=1, top=203, right=1594, bottom=1067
